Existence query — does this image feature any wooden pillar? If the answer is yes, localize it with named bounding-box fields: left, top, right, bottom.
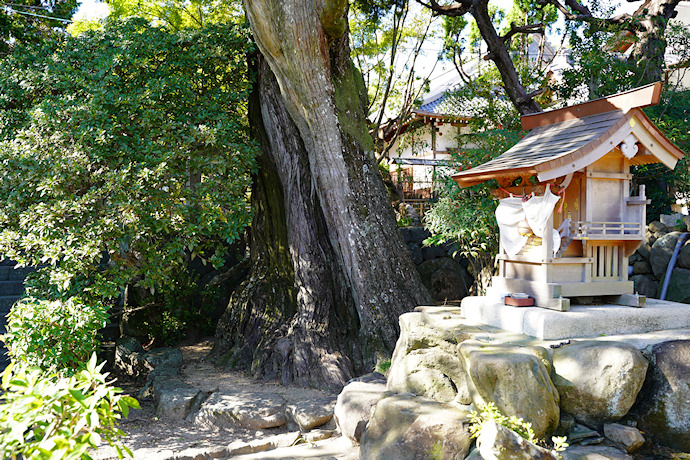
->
left=543, top=212, right=554, bottom=282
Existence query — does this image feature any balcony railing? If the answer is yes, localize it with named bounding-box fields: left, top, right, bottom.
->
left=569, top=221, right=644, bottom=240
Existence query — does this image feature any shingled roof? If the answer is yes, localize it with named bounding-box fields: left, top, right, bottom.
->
left=453, top=82, right=685, bottom=187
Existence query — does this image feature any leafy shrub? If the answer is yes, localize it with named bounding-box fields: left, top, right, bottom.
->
left=469, top=402, right=568, bottom=452
left=636, top=88, right=690, bottom=221
left=0, top=19, right=259, bottom=353
left=1, top=297, right=108, bottom=371
left=0, top=355, right=139, bottom=459
left=469, top=402, right=537, bottom=443
left=425, top=129, right=524, bottom=293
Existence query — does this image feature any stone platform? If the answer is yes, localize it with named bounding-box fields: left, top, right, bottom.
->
left=461, top=296, right=690, bottom=340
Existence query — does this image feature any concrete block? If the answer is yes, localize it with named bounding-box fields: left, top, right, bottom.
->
left=461, top=296, right=690, bottom=340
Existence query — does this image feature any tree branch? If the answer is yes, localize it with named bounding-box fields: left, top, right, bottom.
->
left=501, top=22, right=545, bottom=46
left=414, top=0, right=472, bottom=17
left=540, top=0, right=637, bottom=30
left=526, top=87, right=548, bottom=99
left=416, top=0, right=544, bottom=114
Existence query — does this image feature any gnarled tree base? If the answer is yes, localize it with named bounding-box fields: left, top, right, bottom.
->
left=214, top=16, right=430, bottom=391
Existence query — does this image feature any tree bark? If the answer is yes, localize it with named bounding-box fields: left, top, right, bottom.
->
left=628, top=0, right=682, bottom=85
left=214, top=2, right=431, bottom=390
left=469, top=0, right=543, bottom=114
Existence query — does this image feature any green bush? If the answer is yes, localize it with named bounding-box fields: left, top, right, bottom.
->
left=469, top=402, right=568, bottom=452
left=1, top=297, right=108, bottom=371
left=0, top=19, right=259, bottom=354
left=0, top=355, right=139, bottom=459
left=424, top=129, right=523, bottom=292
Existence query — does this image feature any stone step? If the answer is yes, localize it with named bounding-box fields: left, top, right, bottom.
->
left=0, top=281, right=25, bottom=297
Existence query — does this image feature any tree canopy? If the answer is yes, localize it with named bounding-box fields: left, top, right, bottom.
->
left=0, top=0, right=78, bottom=57
left=0, top=19, right=259, bottom=365
left=105, top=0, right=243, bottom=29
left=415, top=0, right=686, bottom=114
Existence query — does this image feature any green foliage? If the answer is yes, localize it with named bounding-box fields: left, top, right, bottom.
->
left=425, top=128, right=524, bottom=290
left=635, top=88, right=690, bottom=221
left=0, top=355, right=139, bottom=459
left=374, top=358, right=391, bottom=374
left=556, top=0, right=640, bottom=102
left=397, top=215, right=412, bottom=227
left=555, top=5, right=690, bottom=221
left=469, top=402, right=537, bottom=443
left=440, top=80, right=521, bottom=131
left=2, top=297, right=108, bottom=371
left=503, top=0, right=558, bottom=42
left=352, top=0, right=406, bottom=23
left=441, top=15, right=468, bottom=69
left=470, top=402, right=568, bottom=452
left=0, top=19, right=259, bottom=362
left=104, top=0, right=243, bottom=31
left=558, top=32, right=634, bottom=101
left=349, top=0, right=439, bottom=125
left=0, top=0, right=78, bottom=57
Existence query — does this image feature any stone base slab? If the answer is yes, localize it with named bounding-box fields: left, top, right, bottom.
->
left=460, top=296, right=690, bottom=340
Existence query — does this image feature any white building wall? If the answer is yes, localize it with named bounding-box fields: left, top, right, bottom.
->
left=388, top=121, right=461, bottom=191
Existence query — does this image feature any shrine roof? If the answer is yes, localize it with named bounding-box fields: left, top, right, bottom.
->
left=453, top=82, right=685, bottom=187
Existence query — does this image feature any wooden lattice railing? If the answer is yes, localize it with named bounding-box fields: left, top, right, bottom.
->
left=570, top=221, right=643, bottom=240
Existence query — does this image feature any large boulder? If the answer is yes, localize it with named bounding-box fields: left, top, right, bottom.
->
left=114, top=338, right=184, bottom=383
left=406, top=242, right=423, bottom=265
left=459, top=340, right=559, bottom=438
left=634, top=340, right=690, bottom=451
left=191, top=390, right=287, bottom=430
left=602, top=423, right=645, bottom=454
left=388, top=310, right=484, bottom=405
left=416, top=257, right=474, bottom=301
left=285, top=397, right=336, bottom=431
left=650, top=231, right=683, bottom=278
left=636, top=243, right=651, bottom=260
left=677, top=240, right=690, bottom=269
left=629, top=274, right=658, bottom=299
left=421, top=245, right=446, bottom=261
left=551, top=341, right=647, bottom=428
left=395, top=309, right=483, bottom=353
left=387, top=347, right=469, bottom=404
left=333, top=372, right=387, bottom=443
left=659, top=212, right=686, bottom=230
left=153, top=378, right=205, bottom=420
left=400, top=226, right=430, bottom=245
left=662, top=267, right=690, bottom=303
left=114, top=337, right=147, bottom=378
left=477, top=420, right=558, bottom=460
left=647, top=221, right=667, bottom=234
left=143, top=347, right=182, bottom=372
left=560, top=445, right=632, bottom=460
left=631, top=260, right=652, bottom=275
left=360, top=392, right=472, bottom=460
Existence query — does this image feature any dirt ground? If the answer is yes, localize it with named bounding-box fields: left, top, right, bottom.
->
left=93, top=339, right=360, bottom=460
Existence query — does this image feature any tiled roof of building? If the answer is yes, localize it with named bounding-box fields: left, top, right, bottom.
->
left=453, top=83, right=684, bottom=187
left=418, top=94, right=447, bottom=114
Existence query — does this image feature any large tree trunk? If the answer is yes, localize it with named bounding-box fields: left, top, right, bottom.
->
left=214, top=2, right=431, bottom=390
left=628, top=0, right=682, bottom=85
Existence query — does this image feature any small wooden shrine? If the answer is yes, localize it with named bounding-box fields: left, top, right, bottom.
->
left=453, top=83, right=685, bottom=311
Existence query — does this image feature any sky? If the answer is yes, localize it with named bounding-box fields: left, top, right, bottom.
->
left=74, top=0, right=646, bottom=24
left=72, top=0, right=109, bottom=22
